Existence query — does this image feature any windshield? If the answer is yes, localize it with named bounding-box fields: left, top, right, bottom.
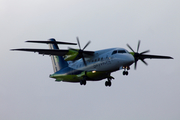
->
left=118, top=50, right=126, bottom=53
left=112, top=49, right=127, bottom=55
left=112, top=50, right=117, bottom=55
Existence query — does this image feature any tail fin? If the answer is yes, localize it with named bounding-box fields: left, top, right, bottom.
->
left=48, top=38, right=68, bottom=72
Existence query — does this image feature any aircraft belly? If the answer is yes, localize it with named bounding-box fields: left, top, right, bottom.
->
left=50, top=71, right=110, bottom=82
left=51, top=74, right=81, bottom=82
left=86, top=71, right=110, bottom=80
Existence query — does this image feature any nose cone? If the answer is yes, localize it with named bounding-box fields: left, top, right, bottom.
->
left=127, top=54, right=135, bottom=65
left=116, top=53, right=134, bottom=66
left=123, top=54, right=134, bottom=66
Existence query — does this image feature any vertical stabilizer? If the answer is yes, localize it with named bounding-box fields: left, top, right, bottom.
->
left=48, top=38, right=68, bottom=72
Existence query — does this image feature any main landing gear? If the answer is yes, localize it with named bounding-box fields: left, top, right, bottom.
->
left=105, top=80, right=111, bottom=87
left=80, top=76, right=87, bottom=85
left=105, top=77, right=114, bottom=87
left=80, top=80, right=86, bottom=85
left=122, top=66, right=130, bottom=76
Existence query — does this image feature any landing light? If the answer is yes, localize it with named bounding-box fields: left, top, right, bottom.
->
left=92, top=71, right=96, bottom=73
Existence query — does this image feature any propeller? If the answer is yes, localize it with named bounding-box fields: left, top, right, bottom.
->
left=127, top=40, right=150, bottom=69
left=69, top=37, right=91, bottom=66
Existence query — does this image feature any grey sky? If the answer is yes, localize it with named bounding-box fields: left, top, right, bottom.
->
left=1, top=0, right=180, bottom=120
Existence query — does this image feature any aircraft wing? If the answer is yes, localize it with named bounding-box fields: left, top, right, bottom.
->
left=140, top=54, right=173, bottom=59
left=11, top=48, right=95, bottom=57
left=11, top=48, right=69, bottom=56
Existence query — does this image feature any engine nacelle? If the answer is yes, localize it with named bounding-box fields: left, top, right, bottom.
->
left=64, top=49, right=79, bottom=61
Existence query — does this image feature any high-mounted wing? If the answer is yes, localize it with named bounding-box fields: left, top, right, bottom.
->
left=11, top=49, right=69, bottom=56
left=11, top=38, right=95, bottom=63
left=140, top=54, right=173, bottom=59
left=11, top=48, right=94, bottom=60
left=127, top=40, right=173, bottom=69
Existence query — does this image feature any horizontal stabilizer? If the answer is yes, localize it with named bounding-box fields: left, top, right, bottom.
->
left=26, top=40, right=77, bottom=45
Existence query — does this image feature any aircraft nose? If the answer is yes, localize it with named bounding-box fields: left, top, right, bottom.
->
left=125, top=54, right=135, bottom=65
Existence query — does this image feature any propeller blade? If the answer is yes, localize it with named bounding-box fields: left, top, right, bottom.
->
left=140, top=59, right=148, bottom=66
left=127, top=44, right=135, bottom=52
left=72, top=37, right=93, bottom=65
left=76, top=37, right=81, bottom=49
left=127, top=40, right=173, bottom=70
left=82, top=56, right=87, bottom=66
left=134, top=61, right=137, bottom=70
left=137, top=40, right=141, bottom=52
left=83, top=41, right=91, bottom=50
left=140, top=50, right=150, bottom=55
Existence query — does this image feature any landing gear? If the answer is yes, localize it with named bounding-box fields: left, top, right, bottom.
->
left=122, top=66, right=130, bottom=76
left=105, top=77, right=113, bottom=87
left=80, top=76, right=87, bottom=85
left=123, top=71, right=128, bottom=75
left=80, top=80, right=86, bottom=85
left=105, top=80, right=111, bottom=87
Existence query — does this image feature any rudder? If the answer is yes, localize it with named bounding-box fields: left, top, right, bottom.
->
left=48, top=38, right=68, bottom=72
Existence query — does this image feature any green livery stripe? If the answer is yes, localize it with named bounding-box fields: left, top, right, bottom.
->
left=129, top=52, right=135, bottom=56
left=50, top=71, right=112, bottom=82
left=64, top=49, right=79, bottom=61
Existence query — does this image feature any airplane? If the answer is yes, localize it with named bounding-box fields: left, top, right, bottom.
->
left=11, top=37, right=173, bottom=87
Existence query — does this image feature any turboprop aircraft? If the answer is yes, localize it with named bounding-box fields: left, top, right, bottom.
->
left=11, top=37, right=173, bottom=87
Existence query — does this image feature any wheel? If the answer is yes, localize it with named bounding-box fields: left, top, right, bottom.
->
left=83, top=80, right=86, bottom=85
left=80, top=80, right=86, bottom=85
left=108, top=81, right=112, bottom=86
left=123, top=71, right=126, bottom=75
left=105, top=81, right=111, bottom=87
left=126, top=71, right=128, bottom=75
left=80, top=80, right=83, bottom=85
left=105, top=81, right=108, bottom=86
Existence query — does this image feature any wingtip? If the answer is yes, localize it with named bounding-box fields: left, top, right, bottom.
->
left=10, top=49, right=16, bottom=51
left=25, top=40, right=32, bottom=43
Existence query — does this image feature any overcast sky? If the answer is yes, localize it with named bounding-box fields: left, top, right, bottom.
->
left=1, top=0, right=180, bottom=120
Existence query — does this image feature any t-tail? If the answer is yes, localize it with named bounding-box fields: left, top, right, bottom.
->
left=48, top=38, right=69, bottom=72
left=11, top=38, right=77, bottom=72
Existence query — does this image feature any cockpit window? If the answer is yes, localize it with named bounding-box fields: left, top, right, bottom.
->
left=118, top=50, right=126, bottom=53
left=112, top=50, right=117, bottom=55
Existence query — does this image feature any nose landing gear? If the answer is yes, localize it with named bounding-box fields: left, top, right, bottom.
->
left=123, top=71, right=128, bottom=75
left=123, top=66, right=130, bottom=76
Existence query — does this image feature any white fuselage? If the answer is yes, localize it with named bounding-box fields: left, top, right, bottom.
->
left=69, top=48, right=135, bottom=72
